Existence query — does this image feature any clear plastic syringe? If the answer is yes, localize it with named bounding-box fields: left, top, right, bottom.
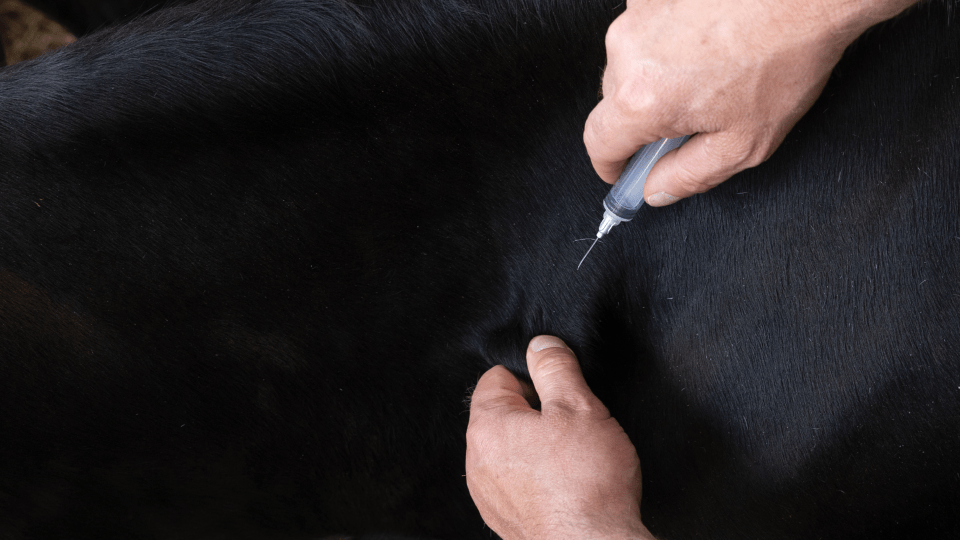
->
left=578, top=135, right=691, bottom=269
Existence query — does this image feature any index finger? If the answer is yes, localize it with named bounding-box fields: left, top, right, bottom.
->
left=469, top=365, right=536, bottom=417
left=584, top=97, right=659, bottom=183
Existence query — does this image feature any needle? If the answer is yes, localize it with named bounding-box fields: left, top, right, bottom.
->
left=577, top=235, right=602, bottom=270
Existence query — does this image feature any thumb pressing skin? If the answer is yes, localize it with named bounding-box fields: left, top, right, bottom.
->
left=526, top=335, right=605, bottom=416
left=466, top=336, right=650, bottom=540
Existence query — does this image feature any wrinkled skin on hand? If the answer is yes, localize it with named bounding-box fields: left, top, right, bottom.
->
left=466, top=336, right=654, bottom=540
left=584, top=0, right=916, bottom=206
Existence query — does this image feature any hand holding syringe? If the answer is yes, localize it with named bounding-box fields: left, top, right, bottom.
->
left=578, top=136, right=690, bottom=269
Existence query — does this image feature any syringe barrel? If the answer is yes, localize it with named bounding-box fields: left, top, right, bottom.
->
left=602, top=135, right=691, bottom=221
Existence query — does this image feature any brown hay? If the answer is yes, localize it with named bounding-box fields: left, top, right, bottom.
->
left=0, top=0, right=75, bottom=65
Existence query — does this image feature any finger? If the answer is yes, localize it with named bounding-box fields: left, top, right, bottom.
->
left=584, top=97, right=659, bottom=184
left=469, top=365, right=536, bottom=417
left=642, top=130, right=765, bottom=206
left=525, top=335, right=601, bottom=414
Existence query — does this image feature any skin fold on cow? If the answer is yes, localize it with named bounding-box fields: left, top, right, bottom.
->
left=0, top=0, right=958, bottom=539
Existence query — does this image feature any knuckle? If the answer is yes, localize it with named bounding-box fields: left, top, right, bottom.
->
left=600, top=72, right=655, bottom=121
left=471, top=367, right=514, bottom=401
left=465, top=423, right=481, bottom=446
left=611, top=81, right=656, bottom=119
left=466, top=419, right=495, bottom=450
left=698, top=133, right=744, bottom=166
left=480, top=365, right=512, bottom=387
left=604, top=17, right=627, bottom=51
left=719, top=134, right=775, bottom=171
left=584, top=107, right=617, bottom=159
left=736, top=143, right=767, bottom=170
left=679, top=134, right=772, bottom=193
left=735, top=149, right=757, bottom=168
left=583, top=119, right=602, bottom=154
left=672, top=161, right=707, bottom=195
left=483, top=394, right=518, bottom=411
left=722, top=141, right=756, bottom=169
left=469, top=396, right=508, bottom=419
left=752, top=137, right=780, bottom=165
left=464, top=449, right=483, bottom=482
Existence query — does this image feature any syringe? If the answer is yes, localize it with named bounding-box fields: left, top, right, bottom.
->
left=578, top=135, right=691, bottom=269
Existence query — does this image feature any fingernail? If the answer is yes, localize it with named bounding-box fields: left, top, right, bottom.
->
left=530, top=335, right=567, bottom=352
left=647, top=192, right=680, bottom=207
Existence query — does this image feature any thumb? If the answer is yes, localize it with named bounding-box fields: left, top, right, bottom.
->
left=642, top=130, right=764, bottom=206
left=526, top=335, right=603, bottom=415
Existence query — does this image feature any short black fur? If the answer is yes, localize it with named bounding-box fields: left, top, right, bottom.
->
left=0, top=0, right=958, bottom=538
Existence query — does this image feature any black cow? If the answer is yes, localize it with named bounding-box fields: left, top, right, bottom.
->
left=0, top=0, right=958, bottom=538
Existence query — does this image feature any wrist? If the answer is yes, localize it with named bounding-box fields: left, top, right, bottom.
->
left=819, top=0, right=917, bottom=40
left=623, top=524, right=657, bottom=540
left=531, top=516, right=653, bottom=540
left=610, top=522, right=657, bottom=540
left=586, top=520, right=656, bottom=540
left=629, top=521, right=657, bottom=540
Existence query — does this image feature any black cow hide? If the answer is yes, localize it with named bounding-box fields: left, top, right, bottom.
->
left=0, top=0, right=958, bottom=538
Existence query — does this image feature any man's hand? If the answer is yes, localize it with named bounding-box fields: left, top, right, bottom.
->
left=584, top=0, right=916, bottom=206
left=465, top=335, right=653, bottom=540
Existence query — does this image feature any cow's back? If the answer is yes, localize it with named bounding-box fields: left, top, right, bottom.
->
left=0, top=0, right=957, bottom=539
